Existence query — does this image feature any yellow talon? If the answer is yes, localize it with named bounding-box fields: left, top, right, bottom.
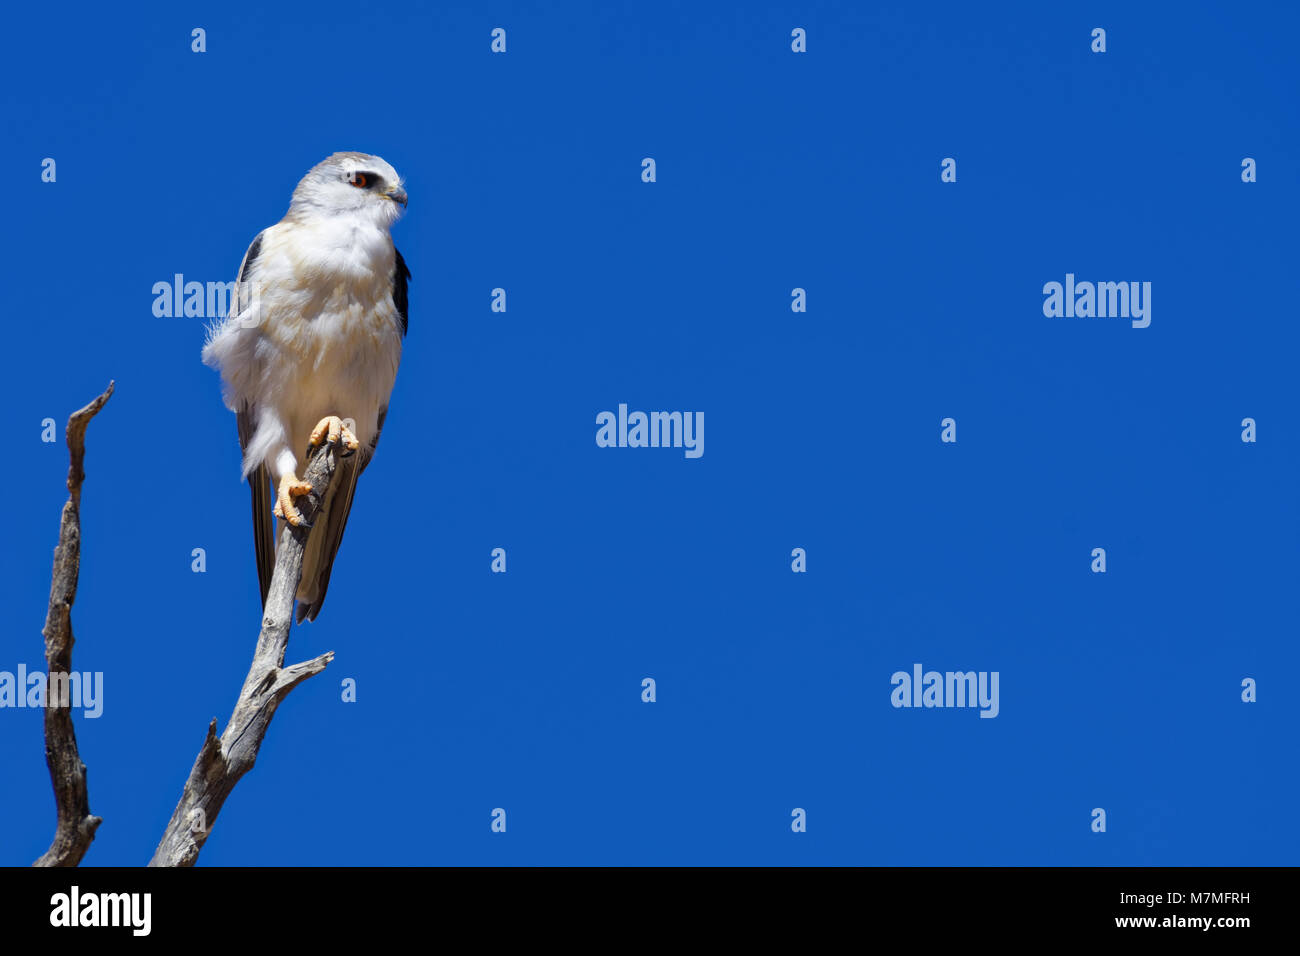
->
left=309, top=415, right=360, bottom=455
left=273, top=474, right=313, bottom=527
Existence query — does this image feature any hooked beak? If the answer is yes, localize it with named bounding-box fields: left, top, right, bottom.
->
left=384, top=185, right=408, bottom=207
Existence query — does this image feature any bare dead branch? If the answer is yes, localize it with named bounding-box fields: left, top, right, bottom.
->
left=33, top=381, right=114, bottom=867
left=149, top=443, right=338, bottom=867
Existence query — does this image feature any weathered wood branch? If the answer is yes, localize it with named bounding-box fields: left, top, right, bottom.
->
left=149, top=443, right=338, bottom=867
left=34, top=381, right=114, bottom=867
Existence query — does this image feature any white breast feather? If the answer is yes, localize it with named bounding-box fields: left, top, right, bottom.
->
left=202, top=217, right=403, bottom=482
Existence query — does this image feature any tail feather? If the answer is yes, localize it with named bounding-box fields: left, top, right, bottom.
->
left=294, top=451, right=361, bottom=623
left=249, top=466, right=276, bottom=609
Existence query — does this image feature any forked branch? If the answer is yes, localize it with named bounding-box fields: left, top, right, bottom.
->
left=149, top=443, right=338, bottom=867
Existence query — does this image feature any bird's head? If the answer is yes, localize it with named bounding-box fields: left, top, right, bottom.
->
left=287, top=152, right=408, bottom=227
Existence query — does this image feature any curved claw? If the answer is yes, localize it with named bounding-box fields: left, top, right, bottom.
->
left=309, top=415, right=361, bottom=458
left=275, top=474, right=314, bottom=527
left=306, top=442, right=358, bottom=460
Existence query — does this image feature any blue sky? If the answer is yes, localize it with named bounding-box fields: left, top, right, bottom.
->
left=1, top=1, right=1296, bottom=865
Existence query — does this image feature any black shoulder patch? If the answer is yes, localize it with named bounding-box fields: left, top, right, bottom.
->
left=393, top=247, right=411, bottom=337
left=239, top=232, right=264, bottom=283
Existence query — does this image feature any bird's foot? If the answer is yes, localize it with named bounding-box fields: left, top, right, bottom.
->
left=273, top=474, right=314, bottom=527
left=308, top=415, right=360, bottom=458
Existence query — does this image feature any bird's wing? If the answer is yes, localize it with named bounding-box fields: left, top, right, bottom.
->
left=229, top=232, right=276, bottom=607
left=295, top=409, right=386, bottom=624
left=238, top=403, right=276, bottom=607
left=296, top=435, right=362, bottom=623
left=394, top=246, right=411, bottom=337
left=296, top=247, right=408, bottom=622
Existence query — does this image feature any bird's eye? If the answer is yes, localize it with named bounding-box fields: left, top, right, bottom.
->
left=350, top=173, right=368, bottom=188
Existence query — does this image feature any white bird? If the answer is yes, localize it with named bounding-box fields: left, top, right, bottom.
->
left=202, top=152, right=410, bottom=622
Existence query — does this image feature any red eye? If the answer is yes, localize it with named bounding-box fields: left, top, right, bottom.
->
left=351, top=173, right=368, bottom=188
